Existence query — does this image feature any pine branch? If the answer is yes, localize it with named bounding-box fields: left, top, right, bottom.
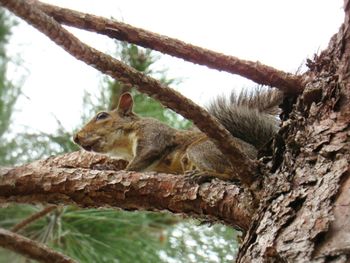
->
left=11, top=205, right=57, bottom=233
left=1, top=0, right=257, bottom=186
left=0, top=151, right=254, bottom=231
left=0, top=228, right=76, bottom=263
left=34, top=0, right=303, bottom=94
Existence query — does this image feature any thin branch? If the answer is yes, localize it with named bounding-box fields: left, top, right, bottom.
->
left=34, top=0, right=303, bottom=94
left=0, top=228, right=76, bottom=263
left=1, top=0, right=257, bottom=186
left=0, top=151, right=255, bottom=231
left=11, top=205, right=57, bottom=233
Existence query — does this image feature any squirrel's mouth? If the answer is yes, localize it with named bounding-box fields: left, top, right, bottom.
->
left=82, top=145, right=92, bottom=151
left=81, top=141, right=100, bottom=152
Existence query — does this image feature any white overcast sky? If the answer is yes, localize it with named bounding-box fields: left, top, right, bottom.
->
left=6, top=0, right=344, bottom=133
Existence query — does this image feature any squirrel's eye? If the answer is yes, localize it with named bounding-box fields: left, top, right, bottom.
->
left=96, top=112, right=110, bottom=121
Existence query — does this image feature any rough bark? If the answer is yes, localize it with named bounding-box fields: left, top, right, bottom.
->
left=0, top=228, right=76, bottom=263
left=33, top=1, right=302, bottom=94
left=0, top=0, right=257, bottom=186
left=236, top=2, right=350, bottom=262
left=0, top=151, right=254, bottom=231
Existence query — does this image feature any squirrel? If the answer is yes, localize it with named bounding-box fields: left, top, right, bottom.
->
left=73, top=89, right=282, bottom=181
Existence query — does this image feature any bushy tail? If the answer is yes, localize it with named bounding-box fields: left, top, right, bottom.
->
left=207, top=88, right=283, bottom=149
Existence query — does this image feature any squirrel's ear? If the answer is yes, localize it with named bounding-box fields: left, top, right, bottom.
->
left=117, top=92, right=134, bottom=116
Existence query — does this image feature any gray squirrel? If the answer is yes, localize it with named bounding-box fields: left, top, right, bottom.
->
left=74, top=88, right=282, bottom=180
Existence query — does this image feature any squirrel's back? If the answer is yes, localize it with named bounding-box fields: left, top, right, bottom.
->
left=207, top=88, right=283, bottom=149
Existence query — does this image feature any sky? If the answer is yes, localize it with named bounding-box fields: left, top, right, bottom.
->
left=6, top=0, right=344, bottom=134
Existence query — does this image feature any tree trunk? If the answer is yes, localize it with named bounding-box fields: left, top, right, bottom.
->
left=237, top=2, right=350, bottom=262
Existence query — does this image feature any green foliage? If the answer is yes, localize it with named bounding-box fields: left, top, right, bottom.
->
left=0, top=205, right=238, bottom=263
left=120, top=42, right=155, bottom=74
left=0, top=10, right=21, bottom=165
left=8, top=120, right=79, bottom=165
left=0, top=204, right=181, bottom=263
left=0, top=10, right=13, bottom=57
left=53, top=208, right=179, bottom=263
left=0, top=10, right=77, bottom=166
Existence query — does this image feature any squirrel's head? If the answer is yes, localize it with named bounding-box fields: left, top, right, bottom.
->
left=73, top=92, right=137, bottom=154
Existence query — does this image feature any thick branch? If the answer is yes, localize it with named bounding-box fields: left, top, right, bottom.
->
left=0, top=228, right=76, bottom=263
left=0, top=151, right=254, bottom=231
left=1, top=0, right=257, bottom=186
left=34, top=0, right=303, bottom=94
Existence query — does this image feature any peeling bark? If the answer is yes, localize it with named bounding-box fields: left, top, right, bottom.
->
left=0, top=151, right=254, bottom=231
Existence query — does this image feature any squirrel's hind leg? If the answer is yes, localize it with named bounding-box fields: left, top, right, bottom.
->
left=181, top=140, right=235, bottom=181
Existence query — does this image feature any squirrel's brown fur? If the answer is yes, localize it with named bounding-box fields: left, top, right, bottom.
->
left=74, top=89, right=281, bottom=181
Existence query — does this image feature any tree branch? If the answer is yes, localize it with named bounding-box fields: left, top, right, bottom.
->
left=0, top=151, right=254, bottom=231
left=11, top=205, right=57, bottom=233
left=34, top=0, right=303, bottom=94
left=0, top=228, right=76, bottom=263
left=1, top=0, right=257, bottom=186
